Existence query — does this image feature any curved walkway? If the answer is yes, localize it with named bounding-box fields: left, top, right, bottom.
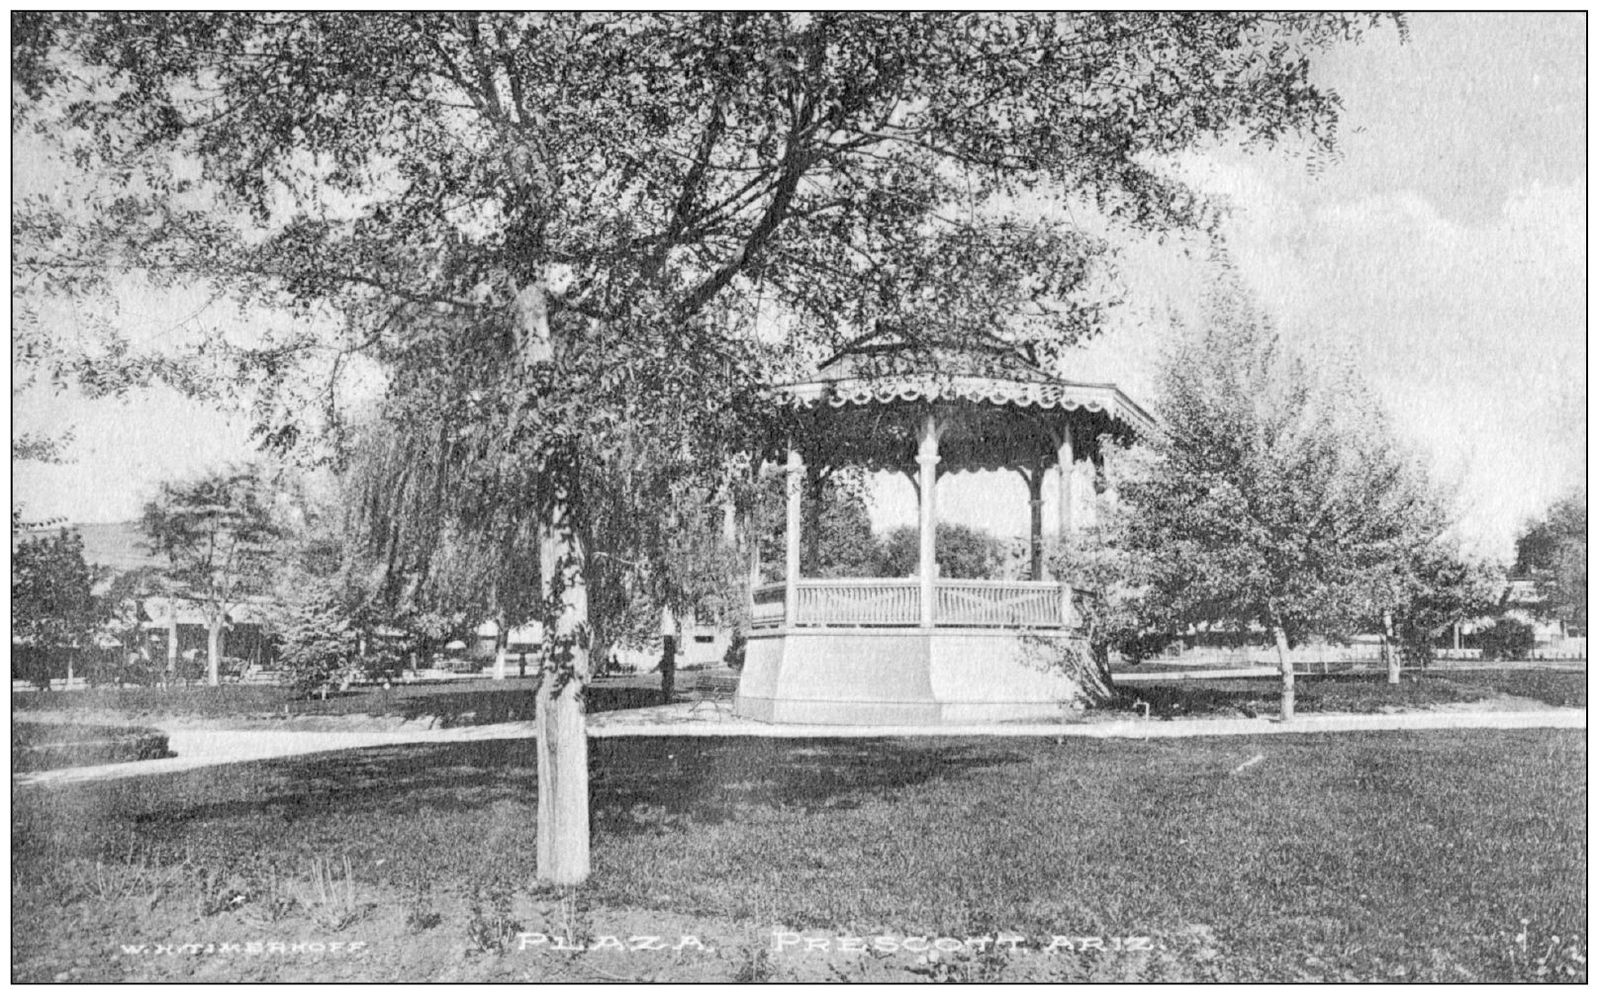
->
left=13, top=702, right=1585, bottom=788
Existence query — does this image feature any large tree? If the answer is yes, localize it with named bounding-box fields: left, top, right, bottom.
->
left=11, top=528, right=101, bottom=687
left=14, top=12, right=1398, bottom=883
left=1109, top=279, right=1455, bottom=718
left=1513, top=488, right=1588, bottom=631
left=140, top=467, right=281, bottom=686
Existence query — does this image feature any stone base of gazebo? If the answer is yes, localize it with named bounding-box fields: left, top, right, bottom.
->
left=734, top=627, right=1105, bottom=726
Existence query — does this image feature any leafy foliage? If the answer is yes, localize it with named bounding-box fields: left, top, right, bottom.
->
left=270, top=578, right=358, bottom=695
left=12, top=430, right=74, bottom=464
left=140, top=466, right=282, bottom=683
left=874, top=523, right=1006, bottom=580
left=14, top=13, right=1405, bottom=884
left=14, top=12, right=1400, bottom=667
left=1477, top=618, right=1537, bottom=662
left=1513, top=489, right=1587, bottom=628
left=1385, top=546, right=1502, bottom=667
left=756, top=468, right=878, bottom=580
left=1107, top=279, right=1459, bottom=652
left=11, top=528, right=101, bottom=650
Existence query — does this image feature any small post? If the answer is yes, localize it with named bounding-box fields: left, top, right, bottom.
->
left=1384, top=610, right=1400, bottom=685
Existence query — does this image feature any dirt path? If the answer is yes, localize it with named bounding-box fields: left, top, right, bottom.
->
left=13, top=699, right=1585, bottom=788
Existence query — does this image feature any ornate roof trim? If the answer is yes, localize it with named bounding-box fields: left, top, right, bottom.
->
left=776, top=375, right=1160, bottom=438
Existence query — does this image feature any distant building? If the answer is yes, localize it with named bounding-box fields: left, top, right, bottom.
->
left=1502, top=576, right=1586, bottom=643
left=11, top=522, right=279, bottom=674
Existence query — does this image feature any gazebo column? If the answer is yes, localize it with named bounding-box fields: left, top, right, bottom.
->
left=1026, top=465, right=1046, bottom=581
left=784, top=443, right=804, bottom=628
left=917, top=414, right=941, bottom=629
left=746, top=460, right=763, bottom=592
left=1055, top=421, right=1076, bottom=541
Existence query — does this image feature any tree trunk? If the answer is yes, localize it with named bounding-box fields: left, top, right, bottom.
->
left=659, top=635, right=677, bottom=704
left=534, top=672, right=590, bottom=885
left=516, top=270, right=593, bottom=885
left=493, top=621, right=508, bottom=682
left=535, top=519, right=592, bottom=884
left=207, top=615, right=223, bottom=686
left=1383, top=611, right=1400, bottom=685
left=1273, top=626, right=1295, bottom=721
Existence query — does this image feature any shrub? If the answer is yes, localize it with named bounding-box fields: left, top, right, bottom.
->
left=12, top=721, right=174, bottom=771
left=270, top=581, right=359, bottom=695
left=724, top=631, right=747, bottom=670
left=1113, top=631, right=1179, bottom=666
left=1478, top=618, right=1536, bottom=661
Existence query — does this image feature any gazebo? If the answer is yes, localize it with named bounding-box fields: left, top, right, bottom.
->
left=734, top=329, right=1157, bottom=725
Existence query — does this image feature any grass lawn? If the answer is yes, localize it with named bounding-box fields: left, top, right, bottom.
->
left=1411, top=667, right=1588, bottom=708
left=10, top=677, right=664, bottom=728
left=1113, top=668, right=1587, bottom=719
left=14, top=666, right=1583, bottom=733
left=12, top=729, right=1585, bottom=983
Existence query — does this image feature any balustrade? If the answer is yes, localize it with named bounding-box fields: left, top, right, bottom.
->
left=749, top=579, right=1087, bottom=630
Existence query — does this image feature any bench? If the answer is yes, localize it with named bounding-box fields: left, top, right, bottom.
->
left=684, top=672, right=741, bottom=715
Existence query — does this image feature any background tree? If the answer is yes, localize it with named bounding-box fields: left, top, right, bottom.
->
left=271, top=577, right=361, bottom=697
left=757, top=469, right=878, bottom=580
left=11, top=528, right=101, bottom=688
left=875, top=523, right=1006, bottom=580
left=1111, top=279, right=1456, bottom=719
left=1384, top=546, right=1503, bottom=668
left=1477, top=617, right=1537, bottom=662
left=1513, top=488, right=1587, bottom=632
left=15, top=11, right=1399, bottom=884
left=140, top=467, right=282, bottom=686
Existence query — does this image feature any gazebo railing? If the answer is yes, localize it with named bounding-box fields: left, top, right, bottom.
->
left=936, top=579, right=1069, bottom=627
left=750, top=579, right=1090, bottom=630
left=751, top=584, right=788, bottom=627
left=799, top=579, right=920, bottom=625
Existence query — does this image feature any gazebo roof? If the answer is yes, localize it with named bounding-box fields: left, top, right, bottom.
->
left=775, top=328, right=1159, bottom=441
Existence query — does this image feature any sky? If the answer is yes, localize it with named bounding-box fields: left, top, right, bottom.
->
left=892, top=12, right=1588, bottom=561
left=9, top=12, right=1589, bottom=563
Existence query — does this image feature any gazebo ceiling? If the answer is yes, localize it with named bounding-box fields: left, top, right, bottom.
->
left=769, top=328, right=1157, bottom=473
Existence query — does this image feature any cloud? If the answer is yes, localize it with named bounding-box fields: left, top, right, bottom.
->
left=1217, top=176, right=1585, bottom=559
